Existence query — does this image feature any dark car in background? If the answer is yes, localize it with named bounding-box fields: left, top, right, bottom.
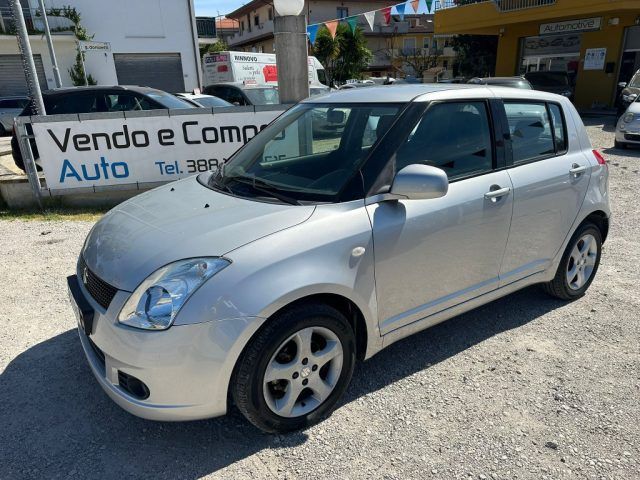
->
left=467, top=76, right=533, bottom=89
left=524, top=71, right=574, bottom=101
left=0, top=96, right=30, bottom=135
left=11, top=85, right=195, bottom=172
left=203, top=83, right=279, bottom=106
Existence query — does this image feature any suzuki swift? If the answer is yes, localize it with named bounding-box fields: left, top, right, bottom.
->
left=68, top=85, right=610, bottom=433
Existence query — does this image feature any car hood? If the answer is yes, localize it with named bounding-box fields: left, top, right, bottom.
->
left=82, top=175, right=315, bottom=291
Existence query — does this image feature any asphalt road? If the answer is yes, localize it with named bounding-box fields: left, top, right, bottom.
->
left=0, top=118, right=638, bottom=479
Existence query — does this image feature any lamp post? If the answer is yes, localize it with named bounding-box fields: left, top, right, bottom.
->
left=273, top=0, right=309, bottom=103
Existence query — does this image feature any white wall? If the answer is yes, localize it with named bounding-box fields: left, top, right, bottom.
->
left=0, top=35, right=77, bottom=90
left=32, top=0, right=201, bottom=90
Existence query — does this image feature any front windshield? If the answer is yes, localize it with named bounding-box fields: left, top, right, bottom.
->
left=211, top=103, right=402, bottom=202
left=194, top=96, right=232, bottom=108
left=527, top=72, right=568, bottom=87
left=630, top=72, right=640, bottom=88
left=244, top=88, right=280, bottom=105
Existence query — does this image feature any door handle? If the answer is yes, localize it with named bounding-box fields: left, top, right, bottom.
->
left=569, top=164, right=588, bottom=176
left=484, top=186, right=511, bottom=200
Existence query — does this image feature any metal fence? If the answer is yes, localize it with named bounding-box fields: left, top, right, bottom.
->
left=0, top=6, right=74, bottom=35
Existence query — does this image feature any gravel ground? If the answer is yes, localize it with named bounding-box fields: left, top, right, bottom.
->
left=0, top=118, right=638, bottom=479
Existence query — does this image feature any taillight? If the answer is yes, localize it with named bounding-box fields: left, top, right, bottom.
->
left=592, top=149, right=607, bottom=167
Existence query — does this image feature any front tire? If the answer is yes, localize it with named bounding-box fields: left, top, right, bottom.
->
left=614, top=139, right=627, bottom=149
left=232, top=303, right=356, bottom=433
left=543, top=222, right=602, bottom=300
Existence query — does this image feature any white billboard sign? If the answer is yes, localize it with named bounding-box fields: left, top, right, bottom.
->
left=31, top=109, right=285, bottom=191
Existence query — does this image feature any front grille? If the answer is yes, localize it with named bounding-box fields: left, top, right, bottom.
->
left=79, top=257, right=118, bottom=309
left=624, top=133, right=640, bottom=142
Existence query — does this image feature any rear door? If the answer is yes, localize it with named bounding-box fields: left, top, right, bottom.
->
left=499, top=100, right=591, bottom=285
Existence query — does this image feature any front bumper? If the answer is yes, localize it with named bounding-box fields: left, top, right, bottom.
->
left=69, top=273, right=264, bottom=421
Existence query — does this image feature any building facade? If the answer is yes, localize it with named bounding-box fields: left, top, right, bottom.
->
left=225, top=0, right=426, bottom=77
left=0, top=0, right=201, bottom=95
left=435, top=0, right=640, bottom=109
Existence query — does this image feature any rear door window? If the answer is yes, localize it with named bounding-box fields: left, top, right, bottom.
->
left=504, top=102, right=555, bottom=164
left=395, top=101, right=494, bottom=180
left=548, top=103, right=567, bottom=154
left=47, top=93, right=103, bottom=114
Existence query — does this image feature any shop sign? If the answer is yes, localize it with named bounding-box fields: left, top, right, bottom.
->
left=78, top=41, right=111, bottom=53
left=584, top=48, right=607, bottom=70
left=522, top=34, right=581, bottom=57
left=539, top=17, right=601, bottom=36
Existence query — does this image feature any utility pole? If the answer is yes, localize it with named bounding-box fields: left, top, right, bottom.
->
left=10, top=0, right=46, bottom=115
left=38, top=0, right=62, bottom=88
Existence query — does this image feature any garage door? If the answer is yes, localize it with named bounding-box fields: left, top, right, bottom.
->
left=114, top=53, right=185, bottom=93
left=0, top=54, right=48, bottom=96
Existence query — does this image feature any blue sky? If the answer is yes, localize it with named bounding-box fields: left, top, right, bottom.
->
left=194, top=0, right=247, bottom=17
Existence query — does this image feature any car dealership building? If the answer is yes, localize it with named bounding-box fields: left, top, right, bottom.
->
left=435, top=0, right=640, bottom=109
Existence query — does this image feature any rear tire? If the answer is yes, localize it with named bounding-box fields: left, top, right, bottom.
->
left=543, top=222, right=602, bottom=300
left=232, top=303, right=356, bottom=433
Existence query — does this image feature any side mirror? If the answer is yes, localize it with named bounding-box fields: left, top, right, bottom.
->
left=618, top=82, right=627, bottom=89
left=390, top=164, right=448, bottom=200
left=327, top=109, right=345, bottom=124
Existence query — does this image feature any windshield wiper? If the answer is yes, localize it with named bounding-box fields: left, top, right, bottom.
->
left=210, top=164, right=234, bottom=194
left=227, top=175, right=301, bottom=206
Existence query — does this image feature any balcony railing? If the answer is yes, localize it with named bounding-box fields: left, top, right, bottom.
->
left=228, top=20, right=274, bottom=46
left=196, top=17, right=216, bottom=38
left=0, top=7, right=75, bottom=35
left=492, top=0, right=556, bottom=11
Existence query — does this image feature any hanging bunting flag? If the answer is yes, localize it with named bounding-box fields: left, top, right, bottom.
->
left=325, top=20, right=339, bottom=38
left=346, top=16, right=358, bottom=34
left=395, top=3, right=406, bottom=21
left=425, top=0, right=434, bottom=13
left=363, top=10, right=376, bottom=31
left=411, top=0, right=421, bottom=13
left=381, top=6, right=392, bottom=25
left=307, top=24, right=320, bottom=45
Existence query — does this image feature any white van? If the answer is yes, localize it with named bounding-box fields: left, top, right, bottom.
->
left=203, top=51, right=327, bottom=88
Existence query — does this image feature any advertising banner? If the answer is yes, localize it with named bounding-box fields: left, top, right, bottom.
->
left=31, top=108, right=286, bottom=191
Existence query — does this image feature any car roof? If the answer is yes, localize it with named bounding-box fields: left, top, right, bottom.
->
left=474, top=77, right=527, bottom=82
left=41, top=85, right=163, bottom=96
left=303, top=84, right=564, bottom=104
left=0, top=95, right=29, bottom=100
left=209, top=82, right=276, bottom=90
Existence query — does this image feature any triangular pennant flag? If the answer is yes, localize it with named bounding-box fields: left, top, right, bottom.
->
left=307, top=24, right=320, bottom=44
left=325, top=20, right=338, bottom=38
left=346, top=16, right=358, bottom=34
left=411, top=0, right=421, bottom=13
left=381, top=6, right=392, bottom=25
left=363, top=11, right=375, bottom=31
left=395, top=3, right=406, bottom=21
left=425, top=0, right=434, bottom=13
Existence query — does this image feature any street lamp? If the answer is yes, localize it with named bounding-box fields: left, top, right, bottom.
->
left=273, top=0, right=309, bottom=103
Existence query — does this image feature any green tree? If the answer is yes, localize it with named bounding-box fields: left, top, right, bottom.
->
left=200, top=40, right=228, bottom=58
left=451, top=34, right=498, bottom=78
left=312, top=24, right=371, bottom=86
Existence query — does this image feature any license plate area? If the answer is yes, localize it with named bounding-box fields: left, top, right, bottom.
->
left=67, top=275, right=95, bottom=335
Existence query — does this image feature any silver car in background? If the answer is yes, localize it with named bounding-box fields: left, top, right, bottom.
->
left=68, top=85, right=610, bottom=433
left=615, top=95, right=640, bottom=148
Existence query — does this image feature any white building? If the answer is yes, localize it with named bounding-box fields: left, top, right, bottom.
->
left=0, top=0, right=201, bottom=95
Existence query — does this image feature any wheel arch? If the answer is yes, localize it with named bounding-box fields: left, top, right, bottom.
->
left=582, top=210, right=610, bottom=243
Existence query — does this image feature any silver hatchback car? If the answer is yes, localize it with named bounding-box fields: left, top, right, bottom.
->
left=69, top=85, right=610, bottom=432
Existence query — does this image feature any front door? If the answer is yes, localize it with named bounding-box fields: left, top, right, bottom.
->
left=499, top=100, right=591, bottom=284
left=368, top=100, right=514, bottom=335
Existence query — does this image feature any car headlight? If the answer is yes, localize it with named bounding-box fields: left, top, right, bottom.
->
left=623, top=113, right=635, bottom=123
left=623, top=94, right=638, bottom=103
left=118, top=258, right=230, bottom=330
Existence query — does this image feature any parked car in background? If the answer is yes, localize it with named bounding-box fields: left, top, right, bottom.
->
left=69, top=85, right=609, bottom=433
left=524, top=71, right=574, bottom=101
left=203, top=83, right=279, bottom=106
left=468, top=77, right=533, bottom=89
left=615, top=96, right=640, bottom=148
left=175, top=93, right=232, bottom=108
left=11, top=86, right=195, bottom=172
left=616, top=68, right=640, bottom=118
left=0, top=96, right=29, bottom=135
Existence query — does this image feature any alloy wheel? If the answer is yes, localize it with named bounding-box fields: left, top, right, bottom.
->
left=263, top=326, right=344, bottom=418
left=566, top=233, right=598, bottom=291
